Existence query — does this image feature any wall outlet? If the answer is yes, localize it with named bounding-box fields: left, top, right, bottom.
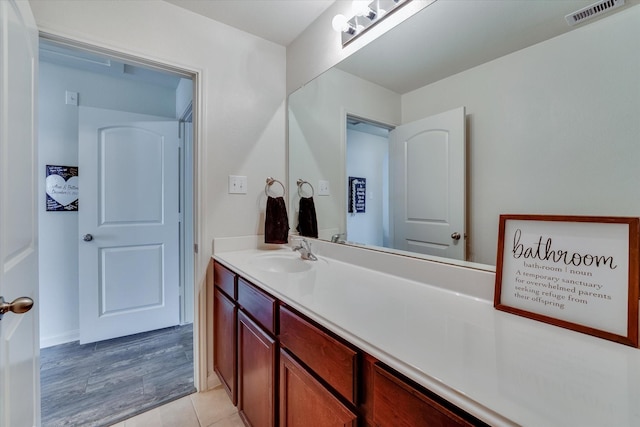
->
left=318, top=180, right=330, bottom=196
left=228, top=175, right=247, bottom=194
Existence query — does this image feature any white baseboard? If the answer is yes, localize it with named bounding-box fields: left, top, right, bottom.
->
left=40, top=330, right=79, bottom=349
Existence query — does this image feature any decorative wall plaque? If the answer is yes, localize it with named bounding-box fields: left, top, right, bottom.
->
left=494, top=214, right=639, bottom=347
left=46, top=165, right=78, bottom=211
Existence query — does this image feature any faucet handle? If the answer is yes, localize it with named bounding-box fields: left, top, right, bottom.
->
left=331, top=233, right=345, bottom=243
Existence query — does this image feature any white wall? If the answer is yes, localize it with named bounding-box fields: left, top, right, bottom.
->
left=176, top=78, right=193, bottom=118
left=346, top=128, right=389, bottom=247
left=401, top=5, right=640, bottom=265
left=288, top=68, right=400, bottom=238
left=38, top=60, right=177, bottom=346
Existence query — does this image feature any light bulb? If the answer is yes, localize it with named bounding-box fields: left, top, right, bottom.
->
left=352, top=0, right=373, bottom=17
left=332, top=14, right=349, bottom=32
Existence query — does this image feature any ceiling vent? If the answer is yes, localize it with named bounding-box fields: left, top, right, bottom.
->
left=565, top=0, right=625, bottom=26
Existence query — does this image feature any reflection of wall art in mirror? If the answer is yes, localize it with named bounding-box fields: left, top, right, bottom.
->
left=348, top=177, right=366, bottom=213
left=46, top=165, right=79, bottom=212
left=494, top=214, right=639, bottom=347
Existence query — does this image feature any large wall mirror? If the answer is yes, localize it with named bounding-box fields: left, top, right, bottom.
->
left=288, top=0, right=640, bottom=270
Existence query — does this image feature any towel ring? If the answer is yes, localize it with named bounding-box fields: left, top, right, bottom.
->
left=265, top=177, right=285, bottom=197
left=296, top=179, right=314, bottom=197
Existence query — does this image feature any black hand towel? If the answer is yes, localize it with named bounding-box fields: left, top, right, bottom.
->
left=265, top=196, right=289, bottom=244
left=296, top=196, right=318, bottom=238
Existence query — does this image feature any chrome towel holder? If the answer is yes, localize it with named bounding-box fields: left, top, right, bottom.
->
left=265, top=177, right=285, bottom=197
left=297, top=179, right=314, bottom=197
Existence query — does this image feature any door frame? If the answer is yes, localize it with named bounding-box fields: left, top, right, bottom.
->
left=344, top=113, right=395, bottom=248
left=341, top=110, right=396, bottom=244
left=38, top=32, right=206, bottom=390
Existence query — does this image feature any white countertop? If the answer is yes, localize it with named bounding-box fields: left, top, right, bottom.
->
left=213, top=243, right=640, bottom=427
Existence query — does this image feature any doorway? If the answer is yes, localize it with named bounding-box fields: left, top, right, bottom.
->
left=37, top=37, right=197, bottom=423
left=345, top=115, right=393, bottom=247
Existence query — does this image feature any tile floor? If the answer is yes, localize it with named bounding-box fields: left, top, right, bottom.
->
left=109, top=386, right=242, bottom=427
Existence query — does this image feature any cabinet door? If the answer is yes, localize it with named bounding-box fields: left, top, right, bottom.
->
left=238, top=310, right=276, bottom=427
left=373, top=365, right=477, bottom=427
left=280, top=350, right=357, bottom=427
left=214, top=287, right=237, bottom=404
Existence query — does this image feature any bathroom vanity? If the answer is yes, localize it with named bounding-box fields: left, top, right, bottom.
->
left=211, top=238, right=640, bottom=427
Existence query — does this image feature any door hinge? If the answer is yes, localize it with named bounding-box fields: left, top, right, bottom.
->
left=178, top=212, right=184, bottom=223
left=194, top=244, right=198, bottom=254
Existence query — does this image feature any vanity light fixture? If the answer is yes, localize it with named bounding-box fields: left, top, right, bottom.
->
left=332, top=0, right=411, bottom=46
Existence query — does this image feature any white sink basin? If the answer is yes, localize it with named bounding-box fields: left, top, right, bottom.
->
left=248, top=252, right=314, bottom=273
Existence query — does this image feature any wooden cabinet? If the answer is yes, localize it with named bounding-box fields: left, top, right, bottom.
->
left=238, top=277, right=277, bottom=335
left=214, top=261, right=236, bottom=299
left=212, top=260, right=488, bottom=427
left=280, top=349, right=357, bottom=427
left=371, top=364, right=484, bottom=427
left=213, top=262, right=237, bottom=404
left=213, top=287, right=237, bottom=404
left=279, top=305, right=357, bottom=404
left=238, top=310, right=276, bottom=427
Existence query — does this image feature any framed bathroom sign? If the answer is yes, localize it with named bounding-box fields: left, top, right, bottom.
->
left=348, top=177, right=366, bottom=213
left=46, top=165, right=79, bottom=211
left=494, top=214, right=639, bottom=347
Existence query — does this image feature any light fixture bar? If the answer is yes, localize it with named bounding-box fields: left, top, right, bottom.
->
left=335, top=0, right=412, bottom=47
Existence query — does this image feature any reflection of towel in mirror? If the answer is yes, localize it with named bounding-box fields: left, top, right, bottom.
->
left=265, top=196, right=289, bottom=244
left=296, top=197, right=318, bottom=238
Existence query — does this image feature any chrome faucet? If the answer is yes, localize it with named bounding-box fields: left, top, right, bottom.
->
left=331, top=233, right=345, bottom=243
left=292, top=238, right=317, bottom=261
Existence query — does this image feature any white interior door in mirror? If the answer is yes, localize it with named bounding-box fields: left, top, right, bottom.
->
left=78, top=107, right=180, bottom=344
left=390, top=107, right=465, bottom=260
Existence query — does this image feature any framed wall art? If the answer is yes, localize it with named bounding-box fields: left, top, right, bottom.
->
left=348, top=176, right=366, bottom=213
left=494, top=214, right=639, bottom=347
left=46, top=165, right=78, bottom=211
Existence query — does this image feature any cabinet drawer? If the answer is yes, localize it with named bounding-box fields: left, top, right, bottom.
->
left=372, top=365, right=478, bottom=427
left=214, top=261, right=236, bottom=300
left=279, top=305, right=358, bottom=404
left=237, top=278, right=276, bottom=335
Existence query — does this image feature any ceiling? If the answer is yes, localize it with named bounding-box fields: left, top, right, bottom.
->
left=163, top=0, right=336, bottom=46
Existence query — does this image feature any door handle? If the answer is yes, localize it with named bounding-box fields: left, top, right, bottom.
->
left=83, top=234, right=93, bottom=242
left=0, top=296, right=34, bottom=320
left=451, top=232, right=461, bottom=241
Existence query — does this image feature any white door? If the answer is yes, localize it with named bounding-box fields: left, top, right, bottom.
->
left=78, top=107, right=180, bottom=344
left=0, top=1, right=40, bottom=426
left=390, top=107, right=466, bottom=260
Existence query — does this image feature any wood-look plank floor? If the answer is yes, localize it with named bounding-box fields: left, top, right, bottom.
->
left=40, top=324, right=195, bottom=427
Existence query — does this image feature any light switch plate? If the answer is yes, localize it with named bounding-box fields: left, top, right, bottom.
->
left=65, top=91, right=78, bottom=106
left=318, top=180, right=330, bottom=196
left=228, top=175, right=247, bottom=194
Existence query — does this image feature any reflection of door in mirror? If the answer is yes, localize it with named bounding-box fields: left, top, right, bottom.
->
left=346, top=107, right=466, bottom=260
left=346, top=116, right=392, bottom=247
left=391, top=107, right=466, bottom=261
